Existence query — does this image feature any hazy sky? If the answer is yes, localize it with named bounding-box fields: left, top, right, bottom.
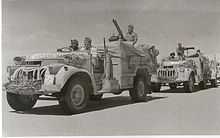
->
left=2, top=0, right=220, bottom=77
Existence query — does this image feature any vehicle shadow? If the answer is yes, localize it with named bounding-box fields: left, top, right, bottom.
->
left=10, top=95, right=167, bottom=116
left=155, top=84, right=219, bottom=93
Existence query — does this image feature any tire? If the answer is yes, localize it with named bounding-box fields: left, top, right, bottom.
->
left=184, top=74, right=195, bottom=93
left=199, top=80, right=207, bottom=89
left=151, top=83, right=161, bottom=92
left=169, top=83, right=177, bottom=89
left=129, top=76, right=147, bottom=102
left=7, top=92, right=37, bottom=111
left=60, top=77, right=89, bottom=114
left=113, top=92, right=122, bottom=95
left=90, top=94, right=103, bottom=101
left=211, top=79, right=217, bottom=87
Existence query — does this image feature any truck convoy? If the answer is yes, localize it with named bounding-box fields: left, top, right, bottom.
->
left=151, top=46, right=218, bottom=92
left=5, top=19, right=159, bottom=114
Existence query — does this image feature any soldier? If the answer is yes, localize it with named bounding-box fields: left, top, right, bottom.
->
left=83, top=37, right=93, bottom=51
left=125, top=24, right=138, bottom=45
left=149, top=45, right=159, bottom=66
left=69, top=39, right=79, bottom=51
left=82, top=37, right=99, bottom=56
left=176, top=43, right=185, bottom=60
left=189, top=49, right=201, bottom=57
left=57, top=39, right=79, bottom=52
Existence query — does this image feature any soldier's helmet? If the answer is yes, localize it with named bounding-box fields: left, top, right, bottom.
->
left=128, top=24, right=134, bottom=29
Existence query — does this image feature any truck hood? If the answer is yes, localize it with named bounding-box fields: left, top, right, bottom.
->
left=161, top=60, right=186, bottom=67
left=26, top=52, right=70, bottom=60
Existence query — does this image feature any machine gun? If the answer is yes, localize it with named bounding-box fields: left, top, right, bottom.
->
left=109, top=19, right=126, bottom=41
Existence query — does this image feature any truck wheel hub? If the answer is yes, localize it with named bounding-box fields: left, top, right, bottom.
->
left=70, top=84, right=85, bottom=106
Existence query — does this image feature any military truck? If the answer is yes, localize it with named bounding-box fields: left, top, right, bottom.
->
left=5, top=19, right=159, bottom=114
left=151, top=47, right=217, bottom=92
left=216, top=62, right=220, bottom=81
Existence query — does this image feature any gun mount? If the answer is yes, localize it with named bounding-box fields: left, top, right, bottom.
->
left=109, top=19, right=126, bottom=42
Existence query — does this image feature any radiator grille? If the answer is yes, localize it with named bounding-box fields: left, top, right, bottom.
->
left=158, top=69, right=177, bottom=79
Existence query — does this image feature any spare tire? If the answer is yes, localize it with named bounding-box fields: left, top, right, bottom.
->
left=7, top=93, right=37, bottom=111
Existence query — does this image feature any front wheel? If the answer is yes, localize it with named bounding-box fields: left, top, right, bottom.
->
left=211, top=79, right=217, bottom=87
left=7, top=92, right=37, bottom=111
left=184, top=74, right=195, bottom=93
left=60, top=77, right=89, bottom=114
left=129, top=77, right=147, bottom=102
left=199, top=80, right=207, bottom=89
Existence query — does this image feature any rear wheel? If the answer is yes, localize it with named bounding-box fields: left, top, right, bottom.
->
left=199, top=80, right=207, bottom=89
left=151, top=83, right=161, bottom=92
left=211, top=79, right=217, bottom=87
left=7, top=92, right=37, bottom=111
left=60, top=77, right=89, bottom=114
left=184, top=74, right=195, bottom=93
left=129, top=76, right=147, bottom=102
left=89, top=94, right=103, bottom=101
left=169, top=83, right=177, bottom=89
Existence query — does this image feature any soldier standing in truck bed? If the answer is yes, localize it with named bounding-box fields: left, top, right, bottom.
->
left=125, top=24, right=138, bottom=45
left=176, top=42, right=185, bottom=60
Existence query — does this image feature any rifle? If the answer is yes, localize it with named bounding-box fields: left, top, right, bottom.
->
left=112, top=19, right=126, bottom=40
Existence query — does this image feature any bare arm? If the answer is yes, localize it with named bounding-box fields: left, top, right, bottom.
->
left=133, top=33, right=138, bottom=45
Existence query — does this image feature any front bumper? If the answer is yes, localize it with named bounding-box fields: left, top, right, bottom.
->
left=5, top=79, right=60, bottom=95
left=5, top=80, right=43, bottom=95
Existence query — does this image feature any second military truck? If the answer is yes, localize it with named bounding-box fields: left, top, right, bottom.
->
left=151, top=46, right=217, bottom=92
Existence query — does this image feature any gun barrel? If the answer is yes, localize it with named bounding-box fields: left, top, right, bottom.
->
left=112, top=19, right=124, bottom=40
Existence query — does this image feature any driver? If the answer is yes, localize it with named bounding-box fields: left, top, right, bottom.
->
left=69, top=39, right=79, bottom=51
left=57, top=39, right=79, bottom=52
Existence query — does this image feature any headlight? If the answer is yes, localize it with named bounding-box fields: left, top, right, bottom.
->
left=13, top=56, right=25, bottom=65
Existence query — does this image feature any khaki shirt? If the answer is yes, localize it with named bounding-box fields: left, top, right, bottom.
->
left=176, top=46, right=184, bottom=56
left=125, top=32, right=138, bottom=45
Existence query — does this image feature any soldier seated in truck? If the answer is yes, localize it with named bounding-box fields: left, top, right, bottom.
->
left=69, top=39, right=79, bottom=51
left=188, top=49, right=201, bottom=58
left=57, top=39, right=79, bottom=52
left=124, top=24, right=138, bottom=45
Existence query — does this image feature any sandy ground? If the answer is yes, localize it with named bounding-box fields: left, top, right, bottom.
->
left=2, top=85, right=220, bottom=136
